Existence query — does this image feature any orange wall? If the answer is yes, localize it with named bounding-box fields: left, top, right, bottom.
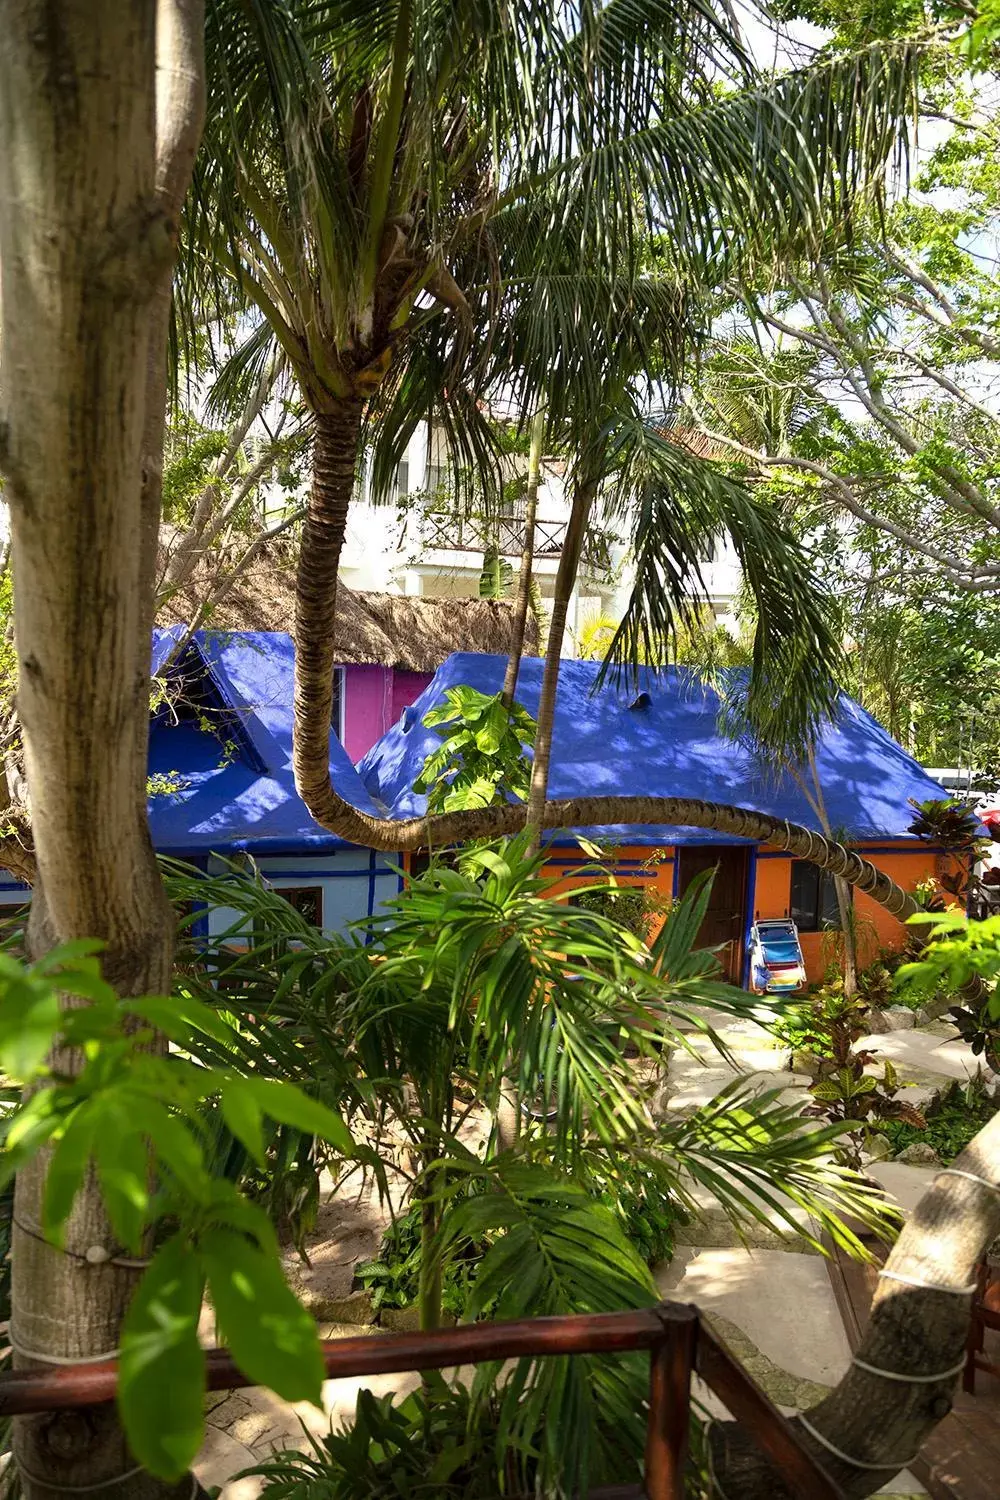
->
left=752, top=843, right=942, bottom=984
left=540, top=840, right=946, bottom=988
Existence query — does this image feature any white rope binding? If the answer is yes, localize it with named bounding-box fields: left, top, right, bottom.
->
left=878, top=1268, right=978, bottom=1295
left=852, top=1353, right=967, bottom=1384
left=797, top=1414, right=920, bottom=1472
left=7, top=1331, right=120, bottom=1365
left=15, top=1460, right=201, bottom=1495
left=14, top=1460, right=147, bottom=1493
left=936, top=1167, right=1000, bottom=1197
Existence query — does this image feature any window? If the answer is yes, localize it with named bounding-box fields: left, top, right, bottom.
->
left=392, top=459, right=409, bottom=502
left=331, top=666, right=344, bottom=740
left=789, top=861, right=847, bottom=932
left=278, top=885, right=324, bottom=927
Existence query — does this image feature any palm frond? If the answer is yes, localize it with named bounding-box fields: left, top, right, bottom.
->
left=597, top=417, right=843, bottom=759
left=436, top=1156, right=654, bottom=1495
left=650, top=1079, right=902, bottom=1255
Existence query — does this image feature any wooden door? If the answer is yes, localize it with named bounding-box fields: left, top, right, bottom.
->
left=676, top=845, right=749, bottom=984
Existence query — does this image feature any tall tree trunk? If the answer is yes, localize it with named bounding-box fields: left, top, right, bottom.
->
left=293, top=400, right=365, bottom=821
left=711, top=1109, right=1000, bottom=1497
left=802, top=749, right=858, bottom=995
left=0, top=4, right=203, bottom=1495
left=523, top=475, right=597, bottom=851
left=501, top=407, right=545, bottom=708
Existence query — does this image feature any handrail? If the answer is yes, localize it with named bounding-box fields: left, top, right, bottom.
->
left=0, top=1301, right=845, bottom=1500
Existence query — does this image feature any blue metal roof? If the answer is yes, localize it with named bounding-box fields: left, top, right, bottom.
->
left=147, top=630, right=380, bottom=854
left=358, top=652, right=949, bottom=847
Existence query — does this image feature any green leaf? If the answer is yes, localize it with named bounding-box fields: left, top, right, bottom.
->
left=93, top=1101, right=151, bottom=1254
left=237, top=1077, right=352, bottom=1154
left=42, top=1105, right=98, bottom=1244
left=219, top=1077, right=266, bottom=1167
left=125, top=994, right=236, bottom=1046
left=119, top=1235, right=206, bottom=1481
left=142, top=1103, right=208, bottom=1201
left=0, top=977, right=60, bottom=1080
left=200, top=1227, right=324, bottom=1404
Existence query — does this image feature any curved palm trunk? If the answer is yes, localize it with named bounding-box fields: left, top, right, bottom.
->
left=501, top=407, right=545, bottom=708
left=293, top=398, right=365, bottom=813
left=523, top=475, right=597, bottom=852
left=711, top=1109, right=1000, bottom=1497
left=802, top=750, right=858, bottom=994
left=0, top=4, right=203, bottom=1496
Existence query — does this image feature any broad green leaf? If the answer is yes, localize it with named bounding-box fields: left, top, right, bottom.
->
left=119, top=1235, right=206, bottom=1481
left=42, top=1104, right=98, bottom=1243
left=0, top=978, right=61, bottom=1080
left=93, top=1101, right=151, bottom=1253
left=200, top=1227, right=324, bottom=1404
left=126, top=994, right=236, bottom=1046
left=219, top=1077, right=266, bottom=1166
left=33, top=939, right=105, bottom=972
left=141, top=1102, right=208, bottom=1201
left=238, top=1077, right=352, bottom=1154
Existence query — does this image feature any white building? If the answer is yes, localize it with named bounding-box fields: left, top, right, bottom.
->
left=333, top=423, right=741, bottom=652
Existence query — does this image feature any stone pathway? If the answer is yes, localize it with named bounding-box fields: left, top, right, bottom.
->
left=198, top=1002, right=986, bottom=1499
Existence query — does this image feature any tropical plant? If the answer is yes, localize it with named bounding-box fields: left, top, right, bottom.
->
left=907, top=796, right=985, bottom=854
left=187, top=0, right=923, bottom=857
left=170, top=840, right=899, bottom=1493
left=881, top=1076, right=997, bottom=1165
left=898, top=909, right=1000, bottom=1073
left=786, top=980, right=926, bottom=1166
left=243, top=1375, right=504, bottom=1499
left=0, top=940, right=354, bottom=1482
left=414, top=685, right=536, bottom=814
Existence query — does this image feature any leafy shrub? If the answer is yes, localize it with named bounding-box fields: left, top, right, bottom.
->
left=354, top=1206, right=485, bottom=1321
left=881, top=1077, right=996, bottom=1164
left=585, top=1156, right=688, bottom=1266
left=777, top=980, right=926, bottom=1167
left=244, top=1375, right=503, bottom=1498
left=573, top=883, right=664, bottom=942
left=414, top=686, right=537, bottom=812
left=354, top=1159, right=687, bottom=1319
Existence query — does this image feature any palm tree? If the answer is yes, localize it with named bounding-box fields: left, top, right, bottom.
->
left=172, top=845, right=896, bottom=1495
left=187, top=0, right=919, bottom=862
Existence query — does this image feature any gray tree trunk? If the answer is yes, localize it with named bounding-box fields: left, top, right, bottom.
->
left=0, top=4, right=204, bottom=1494
left=523, top=475, right=597, bottom=852
left=501, top=407, right=545, bottom=708
left=712, top=1110, right=1000, bottom=1496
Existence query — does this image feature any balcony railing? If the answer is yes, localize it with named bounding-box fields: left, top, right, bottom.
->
left=0, top=1301, right=845, bottom=1499
left=422, top=508, right=613, bottom=570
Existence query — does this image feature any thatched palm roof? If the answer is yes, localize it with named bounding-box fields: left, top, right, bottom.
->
left=157, top=555, right=538, bottom=673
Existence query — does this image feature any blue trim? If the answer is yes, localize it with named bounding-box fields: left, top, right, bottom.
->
left=742, top=848, right=758, bottom=989
left=671, top=855, right=679, bottom=901
left=367, top=849, right=377, bottom=918
left=183, top=854, right=211, bottom=939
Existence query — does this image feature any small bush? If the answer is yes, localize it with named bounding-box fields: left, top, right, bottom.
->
left=882, top=1077, right=996, bottom=1164
left=245, top=1375, right=502, bottom=1498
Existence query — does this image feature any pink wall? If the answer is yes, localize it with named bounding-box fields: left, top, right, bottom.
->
left=341, top=664, right=431, bottom=763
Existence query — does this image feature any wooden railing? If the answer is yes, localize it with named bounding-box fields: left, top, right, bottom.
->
left=422, top=510, right=613, bottom=569
left=0, top=1302, right=844, bottom=1499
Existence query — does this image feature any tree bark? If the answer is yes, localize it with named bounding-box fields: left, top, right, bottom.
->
left=710, top=1109, right=1000, bottom=1497
left=0, top=3, right=203, bottom=1494
left=501, top=407, right=545, bottom=708
left=523, top=475, right=597, bottom=852
left=293, top=400, right=366, bottom=819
